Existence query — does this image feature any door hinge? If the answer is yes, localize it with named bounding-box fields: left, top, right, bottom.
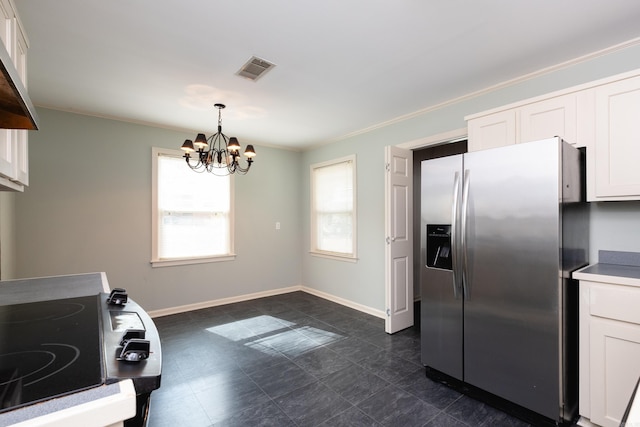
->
left=385, top=163, right=390, bottom=172
left=386, top=308, right=390, bottom=317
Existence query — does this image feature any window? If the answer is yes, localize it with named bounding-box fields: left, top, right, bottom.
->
left=310, top=155, right=357, bottom=260
left=151, top=148, right=234, bottom=267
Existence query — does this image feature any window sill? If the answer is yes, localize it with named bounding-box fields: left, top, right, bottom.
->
left=151, top=254, right=236, bottom=268
left=309, top=251, right=358, bottom=263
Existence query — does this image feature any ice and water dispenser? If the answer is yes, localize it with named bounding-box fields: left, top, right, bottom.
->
left=426, top=225, right=452, bottom=270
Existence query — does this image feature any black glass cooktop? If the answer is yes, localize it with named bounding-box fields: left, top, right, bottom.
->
left=0, top=295, right=103, bottom=413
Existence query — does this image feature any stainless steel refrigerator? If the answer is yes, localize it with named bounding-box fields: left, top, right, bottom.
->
left=420, top=137, right=588, bottom=424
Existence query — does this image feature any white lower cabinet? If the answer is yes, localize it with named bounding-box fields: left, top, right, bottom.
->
left=578, top=279, right=640, bottom=427
left=590, top=317, right=640, bottom=427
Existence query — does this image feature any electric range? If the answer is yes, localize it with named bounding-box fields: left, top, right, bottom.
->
left=0, top=288, right=161, bottom=426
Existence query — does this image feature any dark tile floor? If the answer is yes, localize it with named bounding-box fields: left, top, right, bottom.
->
left=148, top=291, right=531, bottom=427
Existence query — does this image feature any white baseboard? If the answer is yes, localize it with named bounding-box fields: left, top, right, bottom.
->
left=148, top=285, right=385, bottom=320
left=300, top=286, right=386, bottom=319
left=576, top=416, right=599, bottom=427
left=147, top=285, right=302, bottom=318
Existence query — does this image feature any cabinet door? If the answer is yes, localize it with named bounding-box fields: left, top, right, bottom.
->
left=12, top=23, right=28, bottom=185
left=0, top=3, right=11, bottom=53
left=579, top=282, right=592, bottom=419
left=0, top=7, right=28, bottom=190
left=11, top=130, right=27, bottom=186
left=593, top=76, right=640, bottom=199
left=467, top=110, right=516, bottom=152
left=590, top=317, right=640, bottom=427
left=0, top=1, right=13, bottom=180
left=519, top=94, right=577, bottom=145
left=0, top=130, right=15, bottom=180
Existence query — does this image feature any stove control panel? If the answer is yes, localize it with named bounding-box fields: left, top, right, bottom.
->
left=109, top=311, right=145, bottom=332
left=116, top=329, right=149, bottom=362
left=100, top=292, right=161, bottom=394
left=120, top=328, right=145, bottom=345
left=107, top=288, right=128, bottom=305
left=118, top=338, right=150, bottom=362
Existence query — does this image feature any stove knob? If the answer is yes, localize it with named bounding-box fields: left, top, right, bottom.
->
left=120, top=328, right=146, bottom=346
left=124, top=352, right=145, bottom=362
left=118, top=338, right=150, bottom=362
left=107, top=288, right=128, bottom=305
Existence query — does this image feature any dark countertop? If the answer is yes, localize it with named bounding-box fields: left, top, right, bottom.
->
left=0, top=272, right=108, bottom=306
left=573, top=250, right=640, bottom=287
left=0, top=272, right=134, bottom=425
left=576, top=263, right=640, bottom=280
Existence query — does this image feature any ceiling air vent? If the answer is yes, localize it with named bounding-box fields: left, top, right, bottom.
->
left=236, top=56, right=276, bottom=81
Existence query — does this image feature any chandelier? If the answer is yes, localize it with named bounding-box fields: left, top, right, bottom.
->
left=180, top=103, right=256, bottom=175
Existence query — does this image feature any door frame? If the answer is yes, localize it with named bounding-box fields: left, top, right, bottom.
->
left=384, top=127, right=467, bottom=333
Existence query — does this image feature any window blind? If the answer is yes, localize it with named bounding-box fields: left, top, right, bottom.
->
left=313, top=159, right=354, bottom=255
left=157, top=154, right=230, bottom=259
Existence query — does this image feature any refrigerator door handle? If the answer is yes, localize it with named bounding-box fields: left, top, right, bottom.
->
left=451, top=171, right=461, bottom=299
left=461, top=170, right=470, bottom=300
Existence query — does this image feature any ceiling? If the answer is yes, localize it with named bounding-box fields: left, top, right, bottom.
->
left=16, top=0, right=640, bottom=150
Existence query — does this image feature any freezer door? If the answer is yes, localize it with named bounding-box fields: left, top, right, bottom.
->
left=462, top=138, right=563, bottom=419
left=420, top=154, right=463, bottom=380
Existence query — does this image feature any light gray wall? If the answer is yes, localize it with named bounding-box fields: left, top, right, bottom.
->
left=590, top=201, right=640, bottom=261
left=9, top=42, right=640, bottom=316
left=301, top=42, right=640, bottom=313
left=0, top=192, right=17, bottom=279
left=14, top=109, right=303, bottom=311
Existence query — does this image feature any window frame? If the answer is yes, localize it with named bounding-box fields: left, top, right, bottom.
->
left=310, top=154, right=357, bottom=262
left=151, top=147, right=235, bottom=267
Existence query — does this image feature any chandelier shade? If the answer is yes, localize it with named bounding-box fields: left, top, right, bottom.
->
left=180, top=104, right=255, bottom=175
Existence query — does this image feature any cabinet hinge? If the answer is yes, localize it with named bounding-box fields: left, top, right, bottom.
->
left=386, top=308, right=391, bottom=317
left=385, top=163, right=390, bottom=172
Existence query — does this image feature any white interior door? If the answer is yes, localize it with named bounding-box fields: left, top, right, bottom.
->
left=385, top=145, right=413, bottom=333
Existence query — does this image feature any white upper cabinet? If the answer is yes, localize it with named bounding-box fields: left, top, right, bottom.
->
left=467, top=68, right=640, bottom=201
left=0, top=0, right=15, bottom=186
left=0, top=0, right=29, bottom=191
left=591, top=74, right=640, bottom=201
left=519, top=93, right=577, bottom=144
left=12, top=15, right=28, bottom=186
left=0, top=1, right=11, bottom=52
left=467, top=92, right=585, bottom=152
left=467, top=110, right=516, bottom=151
